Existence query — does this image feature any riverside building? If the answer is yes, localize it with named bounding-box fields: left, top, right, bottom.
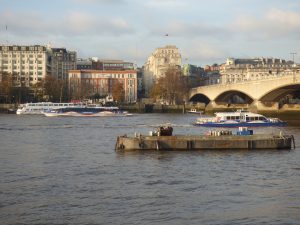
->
left=77, top=58, right=135, bottom=71
left=143, top=45, right=181, bottom=95
left=220, top=57, right=297, bottom=84
left=50, top=48, right=76, bottom=80
left=0, top=45, right=76, bottom=87
left=68, top=69, right=137, bottom=103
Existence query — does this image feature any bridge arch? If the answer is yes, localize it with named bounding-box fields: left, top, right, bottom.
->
left=189, top=93, right=211, bottom=105
left=259, top=84, right=300, bottom=101
left=214, top=90, right=254, bottom=104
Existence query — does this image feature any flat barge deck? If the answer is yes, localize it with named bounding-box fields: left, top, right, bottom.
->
left=115, top=134, right=295, bottom=151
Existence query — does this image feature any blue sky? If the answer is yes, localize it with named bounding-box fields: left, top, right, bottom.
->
left=1, top=0, right=300, bottom=66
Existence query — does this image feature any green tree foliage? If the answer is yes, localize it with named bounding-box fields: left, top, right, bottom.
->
left=150, top=66, right=189, bottom=105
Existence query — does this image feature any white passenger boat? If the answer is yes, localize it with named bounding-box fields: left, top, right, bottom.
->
left=42, top=107, right=133, bottom=117
left=16, top=102, right=82, bottom=115
left=193, top=110, right=287, bottom=127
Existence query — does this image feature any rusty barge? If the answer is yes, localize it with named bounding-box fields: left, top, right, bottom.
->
left=115, top=126, right=295, bottom=151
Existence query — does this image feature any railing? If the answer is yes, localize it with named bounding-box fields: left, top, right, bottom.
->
left=194, top=72, right=300, bottom=90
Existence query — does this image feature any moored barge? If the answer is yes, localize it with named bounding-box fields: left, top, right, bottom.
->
left=115, top=126, right=295, bottom=151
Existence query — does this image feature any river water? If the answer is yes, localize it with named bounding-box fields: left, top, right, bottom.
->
left=0, top=113, right=300, bottom=225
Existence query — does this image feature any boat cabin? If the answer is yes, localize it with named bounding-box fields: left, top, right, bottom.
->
left=215, top=111, right=268, bottom=122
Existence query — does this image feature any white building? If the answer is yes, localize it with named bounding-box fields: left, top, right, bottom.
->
left=0, top=45, right=76, bottom=87
left=0, top=45, right=50, bottom=87
left=220, top=57, right=296, bottom=84
left=143, top=45, right=181, bottom=95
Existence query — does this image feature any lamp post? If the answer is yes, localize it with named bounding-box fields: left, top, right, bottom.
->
left=290, top=52, right=297, bottom=82
left=290, top=52, right=297, bottom=65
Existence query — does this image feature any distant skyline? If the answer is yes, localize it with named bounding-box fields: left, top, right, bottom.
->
left=1, top=0, right=300, bottom=67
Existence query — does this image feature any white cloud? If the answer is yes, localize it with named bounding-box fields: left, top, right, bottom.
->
left=231, top=8, right=300, bottom=39
left=0, top=10, right=134, bottom=37
left=151, top=21, right=229, bottom=39
left=182, top=43, right=227, bottom=64
left=144, top=0, right=188, bottom=9
left=71, top=0, right=126, bottom=4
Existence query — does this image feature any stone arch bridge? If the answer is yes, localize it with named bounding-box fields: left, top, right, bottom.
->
left=189, top=73, right=300, bottom=111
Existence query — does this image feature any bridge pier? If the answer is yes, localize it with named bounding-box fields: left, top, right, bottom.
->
left=205, top=101, right=216, bottom=112
left=206, top=101, right=250, bottom=112
left=249, top=100, right=279, bottom=113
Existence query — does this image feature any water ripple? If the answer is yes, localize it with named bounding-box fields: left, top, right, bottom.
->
left=0, top=114, right=300, bottom=225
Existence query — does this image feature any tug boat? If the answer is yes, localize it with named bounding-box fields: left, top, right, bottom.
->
left=193, top=110, right=287, bottom=127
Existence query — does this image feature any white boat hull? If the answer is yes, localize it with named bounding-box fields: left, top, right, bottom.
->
left=43, top=111, right=133, bottom=117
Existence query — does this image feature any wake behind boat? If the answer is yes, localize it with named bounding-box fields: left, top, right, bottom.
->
left=43, top=106, right=133, bottom=117
left=193, top=110, right=287, bottom=127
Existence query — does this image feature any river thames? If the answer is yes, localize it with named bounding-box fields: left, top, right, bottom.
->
left=0, top=113, right=300, bottom=225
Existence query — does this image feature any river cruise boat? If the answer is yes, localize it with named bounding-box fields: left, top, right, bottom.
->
left=193, top=110, right=287, bottom=127
left=16, top=102, right=83, bottom=115
left=42, top=106, right=133, bottom=117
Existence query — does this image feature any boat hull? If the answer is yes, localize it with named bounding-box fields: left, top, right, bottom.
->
left=115, top=134, right=294, bottom=151
left=193, top=121, right=288, bottom=127
left=43, top=111, right=133, bottom=117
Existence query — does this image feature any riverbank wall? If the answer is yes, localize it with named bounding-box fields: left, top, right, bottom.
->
left=120, top=103, right=300, bottom=115
left=0, top=104, right=17, bottom=113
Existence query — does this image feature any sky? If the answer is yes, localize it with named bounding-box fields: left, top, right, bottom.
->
left=1, top=0, right=300, bottom=67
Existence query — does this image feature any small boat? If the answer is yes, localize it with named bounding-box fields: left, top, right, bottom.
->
left=187, top=108, right=202, bottom=114
left=193, top=110, right=287, bottom=127
left=42, top=106, right=133, bottom=117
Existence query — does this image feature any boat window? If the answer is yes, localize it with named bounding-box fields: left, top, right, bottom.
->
left=64, top=104, right=68, bottom=106
left=54, top=104, right=58, bottom=106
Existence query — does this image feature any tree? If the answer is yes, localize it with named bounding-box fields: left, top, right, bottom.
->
left=32, top=80, right=44, bottom=102
left=112, top=81, right=125, bottom=103
left=0, top=72, right=13, bottom=103
left=44, top=75, right=68, bottom=102
left=150, top=66, right=189, bottom=105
